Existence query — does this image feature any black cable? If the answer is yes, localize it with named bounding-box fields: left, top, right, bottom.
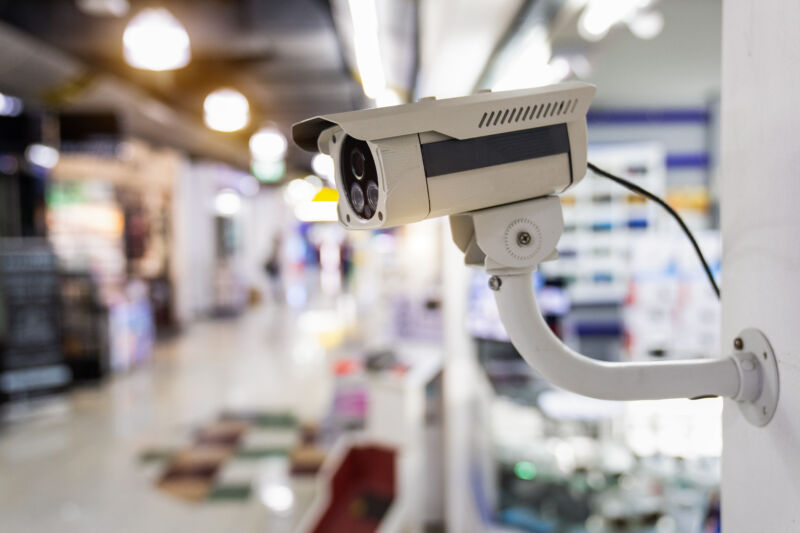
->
left=586, top=162, right=721, bottom=299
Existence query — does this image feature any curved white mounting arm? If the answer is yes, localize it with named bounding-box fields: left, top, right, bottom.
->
left=450, top=195, right=779, bottom=425
left=494, top=272, right=742, bottom=401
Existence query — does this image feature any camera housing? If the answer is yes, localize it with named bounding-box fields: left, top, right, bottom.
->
left=292, top=81, right=596, bottom=229
left=292, top=82, right=781, bottom=426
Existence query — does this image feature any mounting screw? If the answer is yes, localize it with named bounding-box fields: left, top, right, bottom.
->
left=488, top=276, right=502, bottom=291
left=734, top=337, right=744, bottom=350
left=517, top=231, right=532, bottom=246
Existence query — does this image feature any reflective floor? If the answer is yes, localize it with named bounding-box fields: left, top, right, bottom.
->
left=0, top=305, right=332, bottom=533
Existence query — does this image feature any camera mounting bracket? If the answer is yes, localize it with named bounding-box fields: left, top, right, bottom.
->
left=449, top=195, right=779, bottom=427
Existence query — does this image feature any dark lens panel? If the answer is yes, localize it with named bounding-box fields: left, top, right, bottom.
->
left=366, top=181, right=379, bottom=211
left=351, top=149, right=366, bottom=179
left=340, top=135, right=379, bottom=220
left=350, top=182, right=365, bottom=212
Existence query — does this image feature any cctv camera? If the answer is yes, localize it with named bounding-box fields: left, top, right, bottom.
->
left=292, top=81, right=596, bottom=229
left=292, top=82, right=780, bottom=425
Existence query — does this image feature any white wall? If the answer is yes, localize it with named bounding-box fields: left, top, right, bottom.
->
left=720, top=1, right=800, bottom=530
left=173, top=162, right=218, bottom=319
left=240, top=190, right=287, bottom=297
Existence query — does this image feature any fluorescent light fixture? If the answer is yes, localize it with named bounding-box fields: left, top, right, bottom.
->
left=204, top=88, right=250, bottom=132
left=123, top=8, right=190, bottom=71
left=25, top=144, right=59, bottom=169
left=0, top=93, right=24, bottom=117
left=294, top=201, right=338, bottom=223
left=578, top=0, right=646, bottom=42
left=214, top=188, right=242, bottom=216
left=628, top=9, right=664, bottom=40
left=76, top=0, right=129, bottom=17
left=348, top=0, right=385, bottom=99
left=492, top=28, right=564, bottom=91
left=249, top=126, right=287, bottom=162
left=376, top=87, right=403, bottom=108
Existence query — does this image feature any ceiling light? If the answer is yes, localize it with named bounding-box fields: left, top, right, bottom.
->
left=628, top=10, right=664, bottom=40
left=492, top=27, right=556, bottom=91
left=311, top=154, right=334, bottom=181
left=204, top=88, right=250, bottom=132
left=578, top=0, right=644, bottom=42
left=76, top=0, right=129, bottom=17
left=348, top=0, right=386, bottom=99
left=25, top=144, right=59, bottom=169
left=214, top=189, right=241, bottom=216
left=123, top=8, right=190, bottom=71
left=376, top=88, right=403, bottom=108
left=251, top=159, right=285, bottom=183
left=249, top=126, right=287, bottom=162
left=0, top=93, right=23, bottom=117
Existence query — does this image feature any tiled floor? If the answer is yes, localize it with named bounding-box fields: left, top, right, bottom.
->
left=0, top=305, right=332, bottom=533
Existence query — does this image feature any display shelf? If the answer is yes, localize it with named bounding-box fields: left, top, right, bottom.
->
left=0, top=238, right=70, bottom=402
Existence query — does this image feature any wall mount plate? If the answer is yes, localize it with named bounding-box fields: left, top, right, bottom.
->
left=735, top=328, right=780, bottom=427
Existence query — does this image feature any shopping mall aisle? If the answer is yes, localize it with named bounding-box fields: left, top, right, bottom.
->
left=0, top=305, right=333, bottom=533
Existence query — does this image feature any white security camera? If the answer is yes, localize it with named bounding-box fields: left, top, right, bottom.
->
left=292, top=82, right=595, bottom=228
left=292, top=83, right=779, bottom=428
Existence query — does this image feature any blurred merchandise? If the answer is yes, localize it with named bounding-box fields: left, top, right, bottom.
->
left=0, top=239, right=70, bottom=403
left=59, top=271, right=109, bottom=381
left=303, top=441, right=397, bottom=533
left=107, top=280, right=155, bottom=372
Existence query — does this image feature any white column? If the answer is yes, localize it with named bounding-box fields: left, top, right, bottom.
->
left=721, top=1, right=800, bottom=530
left=441, top=222, right=484, bottom=532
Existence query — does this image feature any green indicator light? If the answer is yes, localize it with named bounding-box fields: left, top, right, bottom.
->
left=514, top=461, right=537, bottom=480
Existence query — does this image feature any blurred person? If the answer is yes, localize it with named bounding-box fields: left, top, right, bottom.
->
left=264, top=236, right=283, bottom=303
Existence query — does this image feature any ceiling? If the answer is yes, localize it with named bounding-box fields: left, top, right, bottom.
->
left=0, top=0, right=723, bottom=172
left=549, top=0, right=722, bottom=107
left=0, top=0, right=367, bottom=169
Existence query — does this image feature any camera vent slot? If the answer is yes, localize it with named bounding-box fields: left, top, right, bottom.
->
left=478, top=98, right=581, bottom=128
left=500, top=109, right=510, bottom=124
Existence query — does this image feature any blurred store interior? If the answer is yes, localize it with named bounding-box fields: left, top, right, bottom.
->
left=0, top=1, right=725, bottom=532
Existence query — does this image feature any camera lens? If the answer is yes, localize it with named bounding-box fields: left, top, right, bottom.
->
left=340, top=135, right=377, bottom=220
left=366, top=181, right=379, bottom=210
left=351, top=149, right=366, bottom=179
left=349, top=182, right=365, bottom=212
